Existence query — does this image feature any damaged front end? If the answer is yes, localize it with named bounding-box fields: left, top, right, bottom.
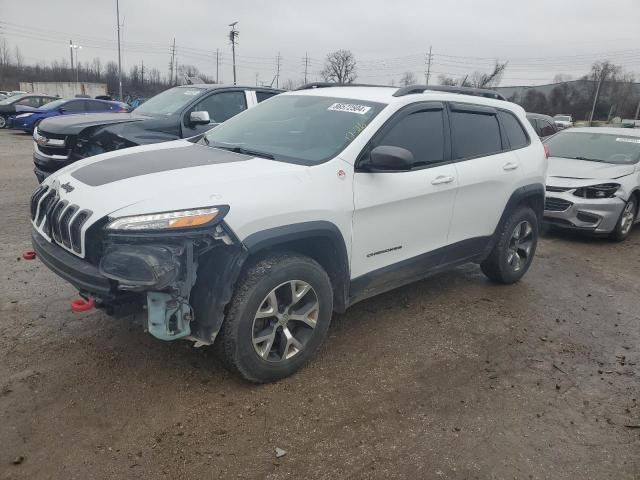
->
left=90, top=206, right=247, bottom=344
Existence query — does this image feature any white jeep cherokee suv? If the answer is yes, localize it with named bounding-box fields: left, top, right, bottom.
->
left=30, top=84, right=547, bottom=383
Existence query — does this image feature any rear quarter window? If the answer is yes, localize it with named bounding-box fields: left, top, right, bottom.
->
left=499, top=111, right=529, bottom=149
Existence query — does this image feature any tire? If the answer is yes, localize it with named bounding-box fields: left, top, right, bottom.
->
left=481, top=206, right=539, bottom=284
left=215, top=252, right=333, bottom=383
left=609, top=196, right=637, bottom=242
left=0, top=115, right=6, bottom=128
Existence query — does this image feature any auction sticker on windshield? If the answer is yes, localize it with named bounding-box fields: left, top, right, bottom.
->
left=328, top=103, right=372, bottom=115
left=616, top=137, right=640, bottom=144
left=183, top=90, right=201, bottom=96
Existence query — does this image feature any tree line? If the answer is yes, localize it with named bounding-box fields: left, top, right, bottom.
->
left=1, top=37, right=638, bottom=120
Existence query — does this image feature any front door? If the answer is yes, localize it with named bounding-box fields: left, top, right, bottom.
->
left=351, top=102, right=458, bottom=285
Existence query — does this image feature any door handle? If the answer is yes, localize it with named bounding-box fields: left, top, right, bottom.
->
left=503, top=162, right=519, bottom=171
left=431, top=175, right=455, bottom=185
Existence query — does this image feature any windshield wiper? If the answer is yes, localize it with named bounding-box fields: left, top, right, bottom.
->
left=571, top=156, right=606, bottom=162
left=213, top=144, right=275, bottom=159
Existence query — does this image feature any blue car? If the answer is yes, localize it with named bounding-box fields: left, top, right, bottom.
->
left=8, top=97, right=129, bottom=133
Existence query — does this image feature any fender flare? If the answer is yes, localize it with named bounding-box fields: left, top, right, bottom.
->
left=485, top=183, right=545, bottom=254
left=242, top=221, right=351, bottom=312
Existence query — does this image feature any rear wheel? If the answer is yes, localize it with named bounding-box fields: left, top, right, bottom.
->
left=0, top=115, right=6, bottom=128
left=216, top=253, right=333, bottom=383
left=610, top=196, right=637, bottom=242
left=481, top=206, right=538, bottom=284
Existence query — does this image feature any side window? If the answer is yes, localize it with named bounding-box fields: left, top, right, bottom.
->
left=85, top=100, right=108, bottom=111
left=451, top=110, right=502, bottom=159
left=63, top=101, right=85, bottom=112
left=193, top=91, right=247, bottom=123
left=17, top=97, right=40, bottom=107
left=375, top=109, right=445, bottom=166
left=539, top=121, right=556, bottom=137
left=256, top=91, right=278, bottom=103
left=498, top=111, right=529, bottom=149
left=38, top=97, right=53, bottom=106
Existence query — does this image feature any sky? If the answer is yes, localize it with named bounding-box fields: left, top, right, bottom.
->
left=1, top=0, right=639, bottom=87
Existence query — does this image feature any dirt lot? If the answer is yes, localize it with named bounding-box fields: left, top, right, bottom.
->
left=0, top=129, right=638, bottom=480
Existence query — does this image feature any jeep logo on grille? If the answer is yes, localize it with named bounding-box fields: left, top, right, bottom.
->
left=60, top=182, right=74, bottom=193
left=35, top=134, right=48, bottom=146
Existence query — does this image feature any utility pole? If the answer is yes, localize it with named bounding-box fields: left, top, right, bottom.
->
left=216, top=48, right=219, bottom=84
left=174, top=56, right=179, bottom=85
left=228, top=22, right=239, bottom=85
left=169, top=38, right=176, bottom=85
left=69, top=40, right=74, bottom=76
left=425, top=46, right=433, bottom=85
left=634, top=99, right=640, bottom=120
left=275, top=52, right=281, bottom=89
left=255, top=72, right=258, bottom=86
left=141, top=60, right=144, bottom=87
left=303, top=52, right=309, bottom=84
left=589, top=64, right=609, bottom=126
left=116, top=0, right=123, bottom=100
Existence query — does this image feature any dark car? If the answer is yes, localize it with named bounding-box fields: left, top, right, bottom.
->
left=0, top=93, right=58, bottom=128
left=526, top=113, right=559, bottom=140
left=32, top=84, right=283, bottom=182
left=8, top=97, right=129, bottom=133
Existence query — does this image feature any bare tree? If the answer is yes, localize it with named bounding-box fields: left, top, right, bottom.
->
left=321, top=49, right=357, bottom=84
left=399, top=71, right=417, bottom=86
left=14, top=46, right=24, bottom=68
left=0, top=38, right=11, bottom=67
left=437, top=74, right=457, bottom=86
left=92, top=57, right=102, bottom=79
left=465, top=61, right=508, bottom=88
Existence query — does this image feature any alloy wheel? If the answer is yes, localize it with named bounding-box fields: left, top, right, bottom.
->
left=0, top=116, right=5, bottom=128
left=507, top=220, right=534, bottom=272
left=619, top=201, right=636, bottom=236
left=252, top=280, right=320, bottom=362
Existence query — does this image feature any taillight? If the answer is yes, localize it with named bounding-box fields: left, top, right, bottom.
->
left=543, top=144, right=550, bottom=158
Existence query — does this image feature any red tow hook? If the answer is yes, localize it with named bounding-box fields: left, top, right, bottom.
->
left=71, top=298, right=96, bottom=313
left=22, top=250, right=37, bottom=260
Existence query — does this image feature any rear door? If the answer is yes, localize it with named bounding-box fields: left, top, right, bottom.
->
left=60, top=100, right=85, bottom=115
left=351, top=102, right=458, bottom=281
left=446, top=104, right=525, bottom=252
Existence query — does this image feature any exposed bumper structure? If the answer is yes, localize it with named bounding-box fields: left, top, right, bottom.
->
left=543, top=192, right=625, bottom=233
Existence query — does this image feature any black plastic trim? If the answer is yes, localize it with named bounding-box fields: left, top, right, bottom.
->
left=32, top=230, right=113, bottom=296
left=348, top=236, right=490, bottom=306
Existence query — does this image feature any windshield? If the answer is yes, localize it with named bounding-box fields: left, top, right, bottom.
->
left=200, top=95, right=386, bottom=165
left=41, top=99, right=67, bottom=110
left=554, top=116, right=571, bottom=121
left=134, top=86, right=204, bottom=116
left=0, top=93, right=27, bottom=105
left=544, top=131, right=640, bottom=164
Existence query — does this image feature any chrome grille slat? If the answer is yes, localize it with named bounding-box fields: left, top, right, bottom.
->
left=59, top=205, right=78, bottom=248
left=31, top=186, right=92, bottom=257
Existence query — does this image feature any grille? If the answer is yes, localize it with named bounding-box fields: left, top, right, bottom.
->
left=30, top=187, right=92, bottom=255
left=545, top=197, right=573, bottom=212
left=546, top=186, right=571, bottom=193
left=37, top=144, right=72, bottom=158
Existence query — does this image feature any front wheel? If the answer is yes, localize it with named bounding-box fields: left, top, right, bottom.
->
left=216, top=253, right=333, bottom=383
left=481, top=206, right=539, bottom=284
left=0, top=115, right=6, bottom=128
left=610, top=196, right=637, bottom=242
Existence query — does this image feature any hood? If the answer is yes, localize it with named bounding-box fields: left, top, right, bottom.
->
left=44, top=140, right=309, bottom=229
left=14, top=105, right=40, bottom=114
left=547, top=156, right=635, bottom=187
left=38, top=112, right=150, bottom=135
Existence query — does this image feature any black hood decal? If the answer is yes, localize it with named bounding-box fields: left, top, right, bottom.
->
left=71, top=144, right=250, bottom=186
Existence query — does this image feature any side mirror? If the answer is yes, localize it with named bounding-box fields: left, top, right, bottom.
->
left=189, top=111, right=210, bottom=125
left=369, top=145, right=414, bottom=171
left=58, top=106, right=66, bottom=113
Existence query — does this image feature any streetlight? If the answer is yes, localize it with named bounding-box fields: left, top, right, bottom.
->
left=70, top=44, right=82, bottom=92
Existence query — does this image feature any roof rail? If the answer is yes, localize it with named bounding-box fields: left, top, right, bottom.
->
left=295, top=82, right=392, bottom=91
left=393, top=84, right=507, bottom=101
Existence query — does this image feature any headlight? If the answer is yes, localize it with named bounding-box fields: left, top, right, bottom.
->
left=106, top=206, right=225, bottom=231
left=573, top=183, right=620, bottom=199
left=16, top=113, right=34, bottom=118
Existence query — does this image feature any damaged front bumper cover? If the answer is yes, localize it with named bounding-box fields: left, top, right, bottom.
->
left=32, top=223, right=247, bottom=344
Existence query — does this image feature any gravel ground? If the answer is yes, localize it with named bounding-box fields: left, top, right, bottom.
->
left=0, top=129, right=638, bottom=480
